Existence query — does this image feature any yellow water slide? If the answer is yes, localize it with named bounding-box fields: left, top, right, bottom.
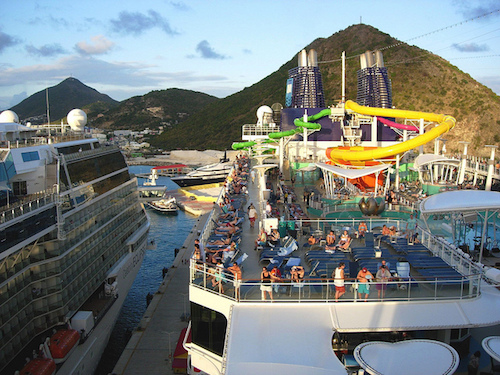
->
left=326, top=100, right=456, bottom=162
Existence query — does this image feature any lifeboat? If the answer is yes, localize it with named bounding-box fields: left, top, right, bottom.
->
left=49, top=329, right=80, bottom=363
left=19, top=358, right=56, bottom=375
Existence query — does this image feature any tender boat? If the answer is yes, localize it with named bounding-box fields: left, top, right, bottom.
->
left=147, top=196, right=178, bottom=214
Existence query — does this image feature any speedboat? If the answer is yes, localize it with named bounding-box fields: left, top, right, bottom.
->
left=147, top=196, right=178, bottom=214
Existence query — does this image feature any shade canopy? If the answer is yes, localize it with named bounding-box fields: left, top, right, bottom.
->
left=413, top=154, right=459, bottom=169
left=482, top=336, right=500, bottom=362
left=315, top=162, right=390, bottom=180
left=354, top=339, right=459, bottom=375
left=420, top=190, right=500, bottom=214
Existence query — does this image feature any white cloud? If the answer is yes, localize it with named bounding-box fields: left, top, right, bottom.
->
left=75, top=35, right=115, bottom=55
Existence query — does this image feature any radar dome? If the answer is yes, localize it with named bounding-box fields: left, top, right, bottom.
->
left=67, top=109, right=87, bottom=131
left=256, top=105, right=272, bottom=126
left=0, top=110, right=19, bottom=123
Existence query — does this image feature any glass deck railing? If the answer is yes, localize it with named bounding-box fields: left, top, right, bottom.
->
left=190, top=260, right=481, bottom=303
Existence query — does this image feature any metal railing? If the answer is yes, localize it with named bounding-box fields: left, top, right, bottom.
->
left=0, top=190, right=58, bottom=225
left=190, top=260, right=481, bottom=303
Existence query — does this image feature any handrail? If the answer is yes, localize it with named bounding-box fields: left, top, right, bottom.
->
left=190, top=260, right=482, bottom=303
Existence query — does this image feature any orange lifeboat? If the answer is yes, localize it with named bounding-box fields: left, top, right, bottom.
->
left=49, top=329, right=80, bottom=363
left=19, top=358, right=56, bottom=375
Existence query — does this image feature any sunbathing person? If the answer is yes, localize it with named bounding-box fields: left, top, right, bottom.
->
left=382, top=224, right=391, bottom=236
left=338, top=230, right=351, bottom=250
left=389, top=226, right=397, bottom=236
left=208, top=233, right=232, bottom=246
left=358, top=221, right=368, bottom=238
left=326, top=231, right=336, bottom=246
left=255, top=228, right=267, bottom=249
left=268, top=229, right=280, bottom=246
left=214, top=223, right=239, bottom=235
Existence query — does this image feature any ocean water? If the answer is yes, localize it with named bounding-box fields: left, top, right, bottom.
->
left=95, top=166, right=196, bottom=375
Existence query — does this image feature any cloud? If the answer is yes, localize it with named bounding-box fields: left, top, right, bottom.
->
left=170, top=2, right=190, bottom=11
left=0, top=31, right=20, bottom=54
left=188, top=40, right=229, bottom=60
left=75, top=35, right=115, bottom=55
left=110, top=10, right=178, bottom=36
left=0, top=55, right=229, bottom=101
left=243, top=48, right=252, bottom=54
left=453, top=0, right=500, bottom=19
left=25, top=43, right=66, bottom=57
left=451, top=43, right=490, bottom=52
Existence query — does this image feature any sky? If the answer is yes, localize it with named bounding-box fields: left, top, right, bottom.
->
left=0, top=0, right=499, bottom=110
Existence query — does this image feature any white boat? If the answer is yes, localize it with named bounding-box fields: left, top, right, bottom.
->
left=182, top=49, right=500, bottom=374
left=147, top=196, right=178, bottom=214
left=0, top=109, right=149, bottom=375
left=171, top=153, right=232, bottom=187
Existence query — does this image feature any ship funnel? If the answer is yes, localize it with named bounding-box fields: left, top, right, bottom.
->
left=298, top=49, right=308, bottom=67
left=308, top=49, right=318, bottom=67
left=364, top=51, right=375, bottom=67
left=374, top=50, right=384, bottom=67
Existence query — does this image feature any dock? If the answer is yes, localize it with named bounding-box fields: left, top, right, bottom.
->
left=112, top=212, right=209, bottom=375
left=113, top=183, right=224, bottom=374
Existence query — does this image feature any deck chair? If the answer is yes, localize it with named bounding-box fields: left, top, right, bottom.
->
left=277, top=239, right=298, bottom=256
left=396, top=262, right=410, bottom=278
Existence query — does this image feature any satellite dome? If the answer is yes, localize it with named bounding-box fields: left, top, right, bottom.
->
left=67, top=109, right=87, bottom=131
left=0, top=110, right=19, bottom=123
left=256, top=105, right=272, bottom=126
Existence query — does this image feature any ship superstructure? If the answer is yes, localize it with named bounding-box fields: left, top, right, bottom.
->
left=0, top=110, right=149, bottom=374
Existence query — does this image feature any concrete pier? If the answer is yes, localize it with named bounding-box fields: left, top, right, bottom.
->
left=112, top=213, right=210, bottom=375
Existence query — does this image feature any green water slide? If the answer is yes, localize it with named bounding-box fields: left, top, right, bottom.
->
left=231, top=109, right=328, bottom=150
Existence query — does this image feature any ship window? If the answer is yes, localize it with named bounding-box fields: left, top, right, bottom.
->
left=191, top=302, right=226, bottom=357
left=21, top=151, right=40, bottom=162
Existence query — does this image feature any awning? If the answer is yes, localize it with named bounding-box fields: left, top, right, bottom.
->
left=420, top=190, right=500, bottom=214
left=297, top=164, right=317, bottom=172
left=354, top=339, right=459, bottom=375
left=224, top=305, right=346, bottom=374
left=315, top=162, right=390, bottom=179
left=413, top=154, right=459, bottom=169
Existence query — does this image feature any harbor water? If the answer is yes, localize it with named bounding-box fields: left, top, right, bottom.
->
left=95, top=166, right=196, bottom=375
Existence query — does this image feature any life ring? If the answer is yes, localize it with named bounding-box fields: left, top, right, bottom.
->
left=399, top=183, right=405, bottom=192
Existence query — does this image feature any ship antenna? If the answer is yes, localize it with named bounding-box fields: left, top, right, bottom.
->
left=46, top=88, right=51, bottom=126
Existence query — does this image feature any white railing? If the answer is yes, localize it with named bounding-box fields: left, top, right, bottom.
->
left=190, top=260, right=481, bottom=303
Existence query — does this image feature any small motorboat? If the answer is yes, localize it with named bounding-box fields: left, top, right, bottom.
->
left=147, top=196, right=178, bottom=214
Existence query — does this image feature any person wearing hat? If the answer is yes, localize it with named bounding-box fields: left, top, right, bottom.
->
left=357, top=267, right=373, bottom=301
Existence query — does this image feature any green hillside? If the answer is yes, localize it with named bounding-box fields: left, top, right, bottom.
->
left=89, top=88, right=219, bottom=131
left=11, top=77, right=118, bottom=122
left=152, top=24, right=500, bottom=155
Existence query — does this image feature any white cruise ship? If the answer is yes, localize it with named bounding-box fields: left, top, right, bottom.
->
left=0, top=109, right=149, bottom=375
left=183, top=49, right=500, bottom=374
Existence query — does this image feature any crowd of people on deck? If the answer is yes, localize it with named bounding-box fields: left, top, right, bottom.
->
left=190, top=154, right=250, bottom=299
left=187, top=152, right=426, bottom=303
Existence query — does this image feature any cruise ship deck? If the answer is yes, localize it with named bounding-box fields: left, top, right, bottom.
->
left=186, top=156, right=500, bottom=374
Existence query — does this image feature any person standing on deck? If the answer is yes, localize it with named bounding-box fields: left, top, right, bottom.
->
left=406, top=214, right=417, bottom=241
left=248, top=203, right=257, bottom=228
left=333, top=262, right=346, bottom=301
left=227, top=262, right=242, bottom=301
